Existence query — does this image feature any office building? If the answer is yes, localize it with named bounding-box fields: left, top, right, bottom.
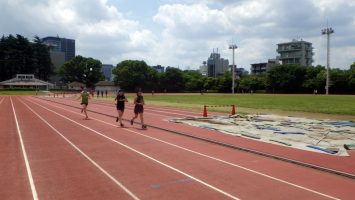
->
left=206, top=50, right=229, bottom=77
left=101, top=64, right=114, bottom=81
left=152, top=65, right=165, bottom=73
left=200, top=61, right=208, bottom=76
left=42, top=36, right=75, bottom=61
left=250, top=59, right=279, bottom=75
left=277, top=40, right=313, bottom=66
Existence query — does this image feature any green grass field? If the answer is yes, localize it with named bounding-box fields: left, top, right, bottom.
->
left=140, top=94, right=355, bottom=116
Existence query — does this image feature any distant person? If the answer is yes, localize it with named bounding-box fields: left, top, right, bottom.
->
left=101, top=90, right=104, bottom=97
left=97, top=90, right=99, bottom=98
left=130, top=91, right=147, bottom=129
left=105, top=90, right=108, bottom=98
left=115, top=90, right=128, bottom=127
left=77, top=89, right=90, bottom=120
left=90, top=89, right=94, bottom=97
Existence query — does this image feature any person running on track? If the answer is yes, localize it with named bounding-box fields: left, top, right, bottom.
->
left=115, top=89, right=128, bottom=127
left=77, top=89, right=90, bottom=120
left=130, top=91, right=147, bottom=129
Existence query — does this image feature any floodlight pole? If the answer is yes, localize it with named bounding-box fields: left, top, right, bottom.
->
left=229, top=44, right=237, bottom=94
left=321, top=27, right=334, bottom=95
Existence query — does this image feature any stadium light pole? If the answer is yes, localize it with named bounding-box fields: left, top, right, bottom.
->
left=229, top=44, right=237, bottom=94
left=321, top=27, right=334, bottom=95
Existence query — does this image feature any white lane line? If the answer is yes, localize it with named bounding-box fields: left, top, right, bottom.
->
left=30, top=96, right=342, bottom=200
left=10, top=97, right=39, bottom=200
left=0, top=97, right=5, bottom=105
left=27, top=97, right=240, bottom=200
left=17, top=98, right=140, bottom=200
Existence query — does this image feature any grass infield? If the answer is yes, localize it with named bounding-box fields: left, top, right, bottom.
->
left=139, top=94, right=355, bottom=116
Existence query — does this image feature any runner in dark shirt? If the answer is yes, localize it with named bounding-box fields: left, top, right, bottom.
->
left=130, top=91, right=146, bottom=129
left=115, top=90, right=128, bottom=127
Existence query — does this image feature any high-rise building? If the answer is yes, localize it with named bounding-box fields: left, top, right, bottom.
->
left=277, top=39, right=313, bottom=66
left=206, top=50, right=229, bottom=77
left=101, top=64, right=114, bottom=81
left=42, top=36, right=75, bottom=61
left=199, top=61, right=208, bottom=76
left=152, top=65, right=165, bottom=73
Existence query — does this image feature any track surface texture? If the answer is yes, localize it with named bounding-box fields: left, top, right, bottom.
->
left=0, top=95, right=354, bottom=200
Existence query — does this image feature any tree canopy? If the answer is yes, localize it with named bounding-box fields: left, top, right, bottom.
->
left=58, top=55, right=104, bottom=87
left=112, top=60, right=158, bottom=91
left=0, top=34, right=52, bottom=81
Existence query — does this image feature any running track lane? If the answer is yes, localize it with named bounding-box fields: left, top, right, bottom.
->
left=43, top=96, right=355, bottom=174
left=18, top=97, right=231, bottom=200
left=10, top=97, right=138, bottom=200
left=0, top=97, right=33, bottom=200
left=26, top=96, right=355, bottom=199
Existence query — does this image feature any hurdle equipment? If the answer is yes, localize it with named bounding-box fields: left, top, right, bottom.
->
left=202, top=104, right=236, bottom=117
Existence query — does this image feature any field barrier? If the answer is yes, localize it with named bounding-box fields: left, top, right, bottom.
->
left=203, top=104, right=236, bottom=117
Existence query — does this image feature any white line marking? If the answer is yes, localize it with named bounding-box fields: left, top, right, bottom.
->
left=27, top=97, right=240, bottom=200
left=10, top=97, right=39, bottom=200
left=17, top=98, right=140, bottom=200
left=30, top=96, right=343, bottom=200
left=0, top=97, right=5, bottom=105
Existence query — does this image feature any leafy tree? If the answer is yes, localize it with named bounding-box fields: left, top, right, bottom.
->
left=160, top=67, right=184, bottom=92
left=348, top=62, right=355, bottom=93
left=203, top=77, right=219, bottom=91
left=329, top=68, right=349, bottom=94
left=240, top=74, right=266, bottom=92
left=112, top=60, right=158, bottom=91
left=267, top=64, right=307, bottom=93
left=217, top=71, right=232, bottom=92
left=0, top=34, right=52, bottom=81
left=302, top=65, right=325, bottom=93
left=58, top=55, right=104, bottom=87
left=183, top=70, right=205, bottom=91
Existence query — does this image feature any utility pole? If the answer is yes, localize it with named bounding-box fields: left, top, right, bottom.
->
left=229, top=44, right=237, bottom=94
left=321, top=26, right=334, bottom=95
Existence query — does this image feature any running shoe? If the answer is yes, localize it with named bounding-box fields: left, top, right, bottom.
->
left=142, top=125, right=147, bottom=129
left=130, top=119, right=133, bottom=125
left=116, top=117, right=119, bottom=122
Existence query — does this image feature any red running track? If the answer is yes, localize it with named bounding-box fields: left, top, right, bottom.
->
left=0, top=95, right=354, bottom=200
left=44, top=96, right=355, bottom=175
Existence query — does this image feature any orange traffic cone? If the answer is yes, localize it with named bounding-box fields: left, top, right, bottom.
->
left=203, top=105, right=208, bottom=117
left=231, top=104, right=236, bottom=115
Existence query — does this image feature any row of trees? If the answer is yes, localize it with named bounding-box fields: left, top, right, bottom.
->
left=241, top=64, right=355, bottom=94
left=0, top=34, right=52, bottom=81
left=112, top=60, right=355, bottom=94
left=112, top=60, right=233, bottom=92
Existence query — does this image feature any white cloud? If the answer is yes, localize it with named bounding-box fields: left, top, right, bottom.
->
left=1, top=0, right=354, bottom=70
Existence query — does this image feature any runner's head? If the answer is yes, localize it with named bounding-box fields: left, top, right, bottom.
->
left=118, top=89, right=124, bottom=95
left=137, top=90, right=142, bottom=96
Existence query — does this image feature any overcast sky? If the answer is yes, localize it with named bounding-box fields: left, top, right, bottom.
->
left=1, top=0, right=355, bottom=70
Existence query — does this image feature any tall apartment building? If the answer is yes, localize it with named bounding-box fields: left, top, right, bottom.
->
left=42, top=36, right=75, bottom=61
left=206, top=50, right=229, bottom=77
left=277, top=40, right=313, bottom=66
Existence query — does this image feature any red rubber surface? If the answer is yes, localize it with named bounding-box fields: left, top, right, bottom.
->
left=1, top=95, right=354, bottom=200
